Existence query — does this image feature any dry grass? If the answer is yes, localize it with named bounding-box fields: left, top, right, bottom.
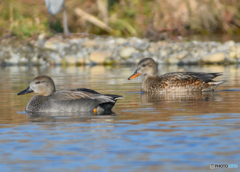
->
left=0, top=0, right=240, bottom=39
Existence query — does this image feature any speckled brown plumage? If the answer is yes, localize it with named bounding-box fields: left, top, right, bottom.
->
left=128, top=58, right=225, bottom=92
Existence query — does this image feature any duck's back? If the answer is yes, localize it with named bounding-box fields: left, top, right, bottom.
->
left=141, top=72, right=224, bottom=92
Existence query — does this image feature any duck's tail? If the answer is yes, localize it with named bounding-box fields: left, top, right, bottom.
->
left=96, top=94, right=123, bottom=112
left=104, top=94, right=123, bottom=101
left=203, top=80, right=226, bottom=91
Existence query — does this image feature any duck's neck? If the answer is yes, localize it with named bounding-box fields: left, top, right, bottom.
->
left=147, top=65, right=158, bottom=77
left=146, top=73, right=158, bottom=78
left=38, top=87, right=55, bottom=96
left=145, top=68, right=158, bottom=78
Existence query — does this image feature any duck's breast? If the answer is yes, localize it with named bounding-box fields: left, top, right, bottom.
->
left=26, top=95, right=50, bottom=112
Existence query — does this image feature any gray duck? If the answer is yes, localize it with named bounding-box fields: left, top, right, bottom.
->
left=18, top=76, right=122, bottom=112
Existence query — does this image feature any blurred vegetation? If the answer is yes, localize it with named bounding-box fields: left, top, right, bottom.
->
left=0, top=0, right=240, bottom=39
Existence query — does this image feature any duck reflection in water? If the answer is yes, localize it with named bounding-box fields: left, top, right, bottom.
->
left=25, top=111, right=116, bottom=122
left=141, top=91, right=220, bottom=104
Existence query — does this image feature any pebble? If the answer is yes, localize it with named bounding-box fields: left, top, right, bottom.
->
left=119, top=47, right=136, bottom=59
left=82, top=40, right=98, bottom=48
left=90, top=51, right=111, bottom=64
left=64, top=55, right=77, bottom=65
left=201, top=52, right=225, bottom=63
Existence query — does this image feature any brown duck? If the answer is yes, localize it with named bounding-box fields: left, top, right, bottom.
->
left=128, top=58, right=225, bottom=92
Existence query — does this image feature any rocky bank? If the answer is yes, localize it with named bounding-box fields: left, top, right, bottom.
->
left=1, top=34, right=240, bottom=66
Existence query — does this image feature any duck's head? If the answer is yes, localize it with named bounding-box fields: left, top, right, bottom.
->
left=128, top=58, right=158, bottom=80
left=18, top=76, right=56, bottom=96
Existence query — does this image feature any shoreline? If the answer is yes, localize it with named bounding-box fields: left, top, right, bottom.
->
left=1, top=34, right=240, bottom=66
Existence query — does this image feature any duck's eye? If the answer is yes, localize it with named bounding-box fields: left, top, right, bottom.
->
left=142, top=64, right=146, bottom=67
left=36, top=81, right=40, bottom=84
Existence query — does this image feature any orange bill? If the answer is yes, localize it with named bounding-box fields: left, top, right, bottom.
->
left=128, top=73, right=141, bottom=80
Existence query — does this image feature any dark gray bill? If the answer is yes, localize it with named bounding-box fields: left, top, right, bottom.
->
left=17, top=86, right=33, bottom=95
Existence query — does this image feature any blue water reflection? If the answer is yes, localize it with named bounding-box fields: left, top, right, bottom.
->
left=1, top=65, right=240, bottom=171
left=0, top=113, right=239, bottom=172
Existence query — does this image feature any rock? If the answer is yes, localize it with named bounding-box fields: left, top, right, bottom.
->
left=201, top=52, right=225, bottom=63
left=168, top=54, right=180, bottom=64
left=51, top=54, right=62, bottom=64
left=224, top=40, right=235, bottom=47
left=131, top=52, right=142, bottom=60
left=37, top=33, right=46, bottom=47
left=119, top=47, right=136, bottom=59
left=148, top=43, right=158, bottom=53
left=106, top=39, right=115, bottom=45
left=157, top=58, right=166, bottom=64
left=104, top=58, right=114, bottom=65
left=77, top=57, right=86, bottom=65
left=158, top=41, right=168, bottom=46
left=135, top=41, right=150, bottom=51
left=216, top=45, right=229, bottom=52
left=142, top=51, right=152, bottom=57
left=82, top=40, right=98, bottom=48
left=115, top=38, right=127, bottom=45
left=19, top=57, right=28, bottom=64
left=181, top=56, right=198, bottom=64
left=229, top=51, right=237, bottom=59
left=90, top=51, right=111, bottom=63
left=39, top=58, right=48, bottom=65
left=228, top=56, right=238, bottom=63
left=65, top=55, right=77, bottom=64
left=210, top=47, right=218, bottom=53
left=128, top=38, right=150, bottom=51
left=69, top=39, right=82, bottom=45
left=44, top=40, right=57, bottom=50
left=235, top=45, right=240, bottom=58
left=86, top=47, right=95, bottom=54
left=6, top=47, right=20, bottom=64
left=31, top=56, right=38, bottom=64
left=150, top=56, right=159, bottom=63
left=172, top=44, right=179, bottom=50
left=159, top=49, right=168, bottom=57
left=177, top=51, right=189, bottom=60
left=84, top=58, right=92, bottom=65
left=76, top=51, right=87, bottom=58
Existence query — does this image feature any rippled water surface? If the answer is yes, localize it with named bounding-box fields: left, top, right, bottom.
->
left=0, top=65, right=240, bottom=172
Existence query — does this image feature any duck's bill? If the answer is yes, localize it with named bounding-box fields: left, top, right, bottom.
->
left=17, top=86, right=33, bottom=95
left=128, top=72, right=141, bottom=80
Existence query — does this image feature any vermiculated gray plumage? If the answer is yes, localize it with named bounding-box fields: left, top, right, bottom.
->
left=18, top=76, right=122, bottom=112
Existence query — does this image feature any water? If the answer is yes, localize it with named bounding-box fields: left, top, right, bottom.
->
left=0, top=65, right=240, bottom=172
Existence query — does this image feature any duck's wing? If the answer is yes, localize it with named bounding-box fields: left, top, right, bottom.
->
left=183, top=72, right=222, bottom=83
left=160, top=72, right=222, bottom=82
left=69, top=88, right=100, bottom=94
left=52, top=89, right=117, bottom=104
left=70, top=88, right=123, bottom=101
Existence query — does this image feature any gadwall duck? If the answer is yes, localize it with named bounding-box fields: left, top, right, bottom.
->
left=128, top=58, right=225, bottom=92
left=18, top=76, right=122, bottom=113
